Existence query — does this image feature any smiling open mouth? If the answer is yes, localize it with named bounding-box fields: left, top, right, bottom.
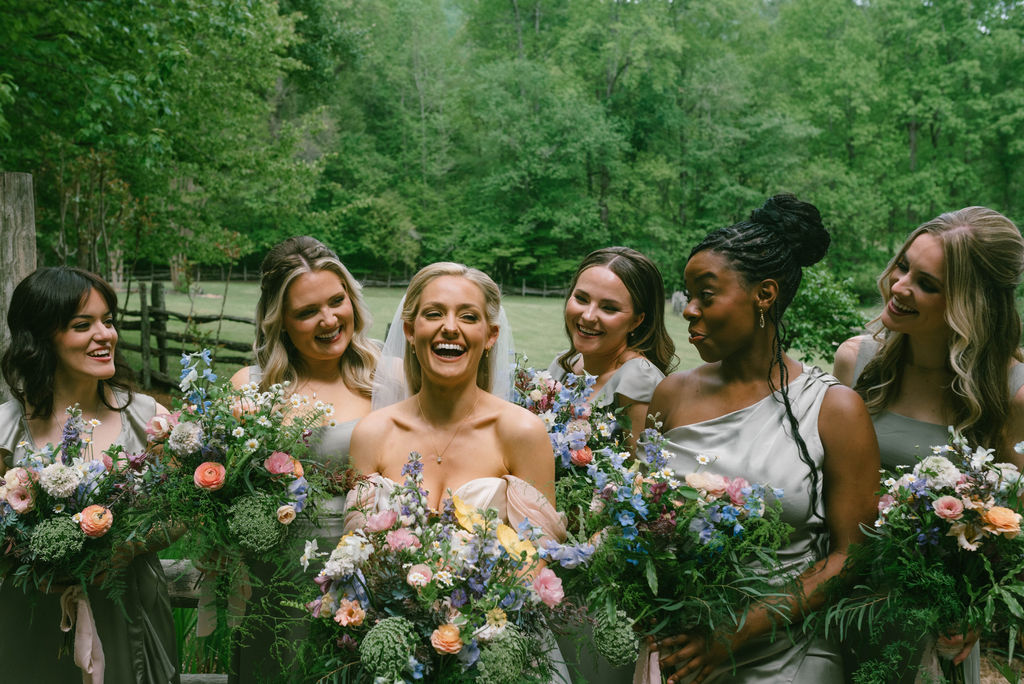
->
left=315, top=328, right=341, bottom=342
left=889, top=299, right=917, bottom=314
left=432, top=343, right=466, bottom=358
left=575, top=324, right=601, bottom=337
left=87, top=349, right=111, bottom=359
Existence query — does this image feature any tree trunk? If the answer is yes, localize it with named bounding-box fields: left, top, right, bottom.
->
left=0, top=172, right=38, bottom=402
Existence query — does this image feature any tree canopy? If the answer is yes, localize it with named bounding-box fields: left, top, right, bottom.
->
left=3, top=0, right=1022, bottom=297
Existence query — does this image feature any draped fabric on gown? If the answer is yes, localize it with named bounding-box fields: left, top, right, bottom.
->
left=638, top=366, right=843, bottom=684
left=344, top=473, right=571, bottom=682
left=0, top=392, right=180, bottom=684
left=548, top=353, right=664, bottom=683
left=844, top=339, right=1024, bottom=684
left=231, top=366, right=359, bottom=684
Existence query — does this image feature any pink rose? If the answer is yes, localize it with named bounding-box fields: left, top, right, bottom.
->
left=570, top=447, right=594, bottom=467
left=264, top=451, right=295, bottom=476
left=685, top=472, right=729, bottom=499
left=365, top=510, right=398, bottom=533
left=145, top=412, right=179, bottom=441
left=933, top=495, right=964, bottom=521
left=194, top=462, right=226, bottom=491
left=566, top=419, right=592, bottom=439
left=878, top=494, right=895, bottom=512
left=726, top=477, right=749, bottom=506
left=333, top=599, right=365, bottom=627
left=406, top=563, right=433, bottom=588
left=5, top=467, right=34, bottom=486
left=6, top=486, right=34, bottom=514
left=533, top=567, right=564, bottom=608
left=386, top=527, right=422, bottom=551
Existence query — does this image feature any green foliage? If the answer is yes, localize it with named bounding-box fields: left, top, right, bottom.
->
left=784, top=266, right=866, bottom=363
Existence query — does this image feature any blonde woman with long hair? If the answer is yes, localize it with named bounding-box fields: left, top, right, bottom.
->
left=229, top=235, right=379, bottom=683
left=834, top=206, right=1024, bottom=683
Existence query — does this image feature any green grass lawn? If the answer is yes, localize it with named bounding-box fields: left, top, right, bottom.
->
left=119, top=282, right=709, bottom=381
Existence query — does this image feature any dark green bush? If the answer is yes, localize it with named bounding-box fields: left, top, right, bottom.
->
left=785, top=266, right=866, bottom=364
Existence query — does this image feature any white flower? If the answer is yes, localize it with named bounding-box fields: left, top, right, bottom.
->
left=232, top=427, right=245, bottom=438
left=257, top=416, right=272, bottom=427
left=167, top=422, right=204, bottom=455
left=473, top=621, right=507, bottom=643
left=323, top=532, right=374, bottom=577
left=696, top=453, right=712, bottom=466
left=969, top=446, right=996, bottom=471
left=179, top=367, right=198, bottom=392
left=322, top=403, right=335, bottom=417
left=529, top=389, right=544, bottom=402
left=325, top=419, right=338, bottom=429
left=88, top=419, right=102, bottom=428
left=913, top=455, right=961, bottom=490
left=1015, top=441, right=1024, bottom=455
left=39, top=463, right=82, bottom=498
left=538, top=411, right=556, bottom=430
left=52, top=503, right=65, bottom=513
left=986, top=462, right=1022, bottom=493
left=597, top=422, right=611, bottom=438
left=434, top=570, right=454, bottom=587
left=299, top=539, right=323, bottom=571
left=244, top=438, right=260, bottom=452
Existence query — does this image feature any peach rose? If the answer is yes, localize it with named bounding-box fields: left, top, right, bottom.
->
left=685, top=472, right=729, bottom=499
left=276, top=504, right=297, bottom=525
left=194, top=462, right=226, bottom=491
left=291, top=458, right=304, bottom=479
left=570, top=446, right=593, bottom=467
left=982, top=506, right=1022, bottom=537
left=430, top=623, right=463, bottom=654
left=231, top=397, right=258, bottom=421
left=263, top=451, right=294, bottom=476
left=333, top=599, right=365, bottom=627
left=79, top=505, right=113, bottom=538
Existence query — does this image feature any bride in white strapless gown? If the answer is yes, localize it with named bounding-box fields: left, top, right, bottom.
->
left=348, top=262, right=569, bottom=680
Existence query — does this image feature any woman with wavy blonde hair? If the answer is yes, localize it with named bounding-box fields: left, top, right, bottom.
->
left=229, top=236, right=379, bottom=683
left=834, top=205, right=1024, bottom=681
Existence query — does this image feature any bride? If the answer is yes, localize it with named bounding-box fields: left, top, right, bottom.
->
left=349, top=260, right=564, bottom=552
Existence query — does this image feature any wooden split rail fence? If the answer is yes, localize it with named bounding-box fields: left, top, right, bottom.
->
left=119, top=281, right=254, bottom=389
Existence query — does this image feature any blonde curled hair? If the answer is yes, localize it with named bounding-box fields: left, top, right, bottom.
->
left=253, top=236, right=378, bottom=396
left=856, top=207, right=1024, bottom=447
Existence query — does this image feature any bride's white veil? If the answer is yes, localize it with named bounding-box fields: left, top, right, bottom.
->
left=371, top=295, right=516, bottom=411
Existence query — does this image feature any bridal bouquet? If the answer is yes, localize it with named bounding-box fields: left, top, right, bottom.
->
left=0, top=405, right=168, bottom=599
left=142, top=350, right=329, bottom=563
left=301, top=452, right=592, bottom=683
left=562, top=426, right=793, bottom=666
left=825, top=431, right=1024, bottom=684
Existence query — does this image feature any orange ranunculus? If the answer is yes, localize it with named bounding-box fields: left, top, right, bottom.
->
left=80, top=505, right=114, bottom=538
left=194, top=462, right=226, bottom=491
left=982, top=505, right=1022, bottom=537
left=430, top=623, right=463, bottom=654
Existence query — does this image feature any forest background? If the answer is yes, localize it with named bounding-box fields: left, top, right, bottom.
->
left=2, top=0, right=1023, bottom=303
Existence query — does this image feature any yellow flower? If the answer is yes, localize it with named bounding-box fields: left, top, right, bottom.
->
left=485, top=607, right=507, bottom=629
left=496, top=523, right=536, bottom=560
left=452, top=495, right=485, bottom=531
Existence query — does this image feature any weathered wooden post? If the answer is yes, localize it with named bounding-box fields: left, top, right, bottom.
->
left=151, top=282, right=169, bottom=377
left=0, top=173, right=37, bottom=403
left=138, top=281, right=151, bottom=389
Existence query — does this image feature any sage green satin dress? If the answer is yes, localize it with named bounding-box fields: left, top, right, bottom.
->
left=653, top=366, right=843, bottom=683
left=0, top=392, right=180, bottom=684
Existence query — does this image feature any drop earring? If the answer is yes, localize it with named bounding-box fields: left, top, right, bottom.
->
left=759, top=307, right=766, bottom=329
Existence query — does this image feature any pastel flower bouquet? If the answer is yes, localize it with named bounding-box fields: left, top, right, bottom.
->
left=300, top=452, right=589, bottom=683
left=140, top=351, right=330, bottom=632
left=562, top=426, right=793, bottom=666
left=513, top=367, right=792, bottom=667
left=0, top=406, right=169, bottom=600
left=825, top=431, right=1024, bottom=684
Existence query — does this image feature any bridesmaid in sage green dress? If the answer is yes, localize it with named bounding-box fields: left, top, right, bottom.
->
left=645, top=195, right=879, bottom=684
left=834, top=206, right=1024, bottom=684
left=547, top=247, right=676, bottom=682
left=0, top=267, right=179, bottom=683
left=228, top=236, right=378, bottom=683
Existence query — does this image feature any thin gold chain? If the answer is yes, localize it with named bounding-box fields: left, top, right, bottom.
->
left=415, top=391, right=481, bottom=465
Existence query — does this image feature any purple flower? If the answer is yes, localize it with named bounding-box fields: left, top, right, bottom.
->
left=450, top=588, right=468, bottom=608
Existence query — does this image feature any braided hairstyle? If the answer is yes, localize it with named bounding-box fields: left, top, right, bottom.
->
left=689, top=193, right=831, bottom=518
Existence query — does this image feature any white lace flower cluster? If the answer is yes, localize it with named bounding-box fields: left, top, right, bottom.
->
left=38, top=462, right=83, bottom=498
left=322, top=531, right=375, bottom=577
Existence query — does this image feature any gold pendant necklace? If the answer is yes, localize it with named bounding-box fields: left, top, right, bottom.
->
left=416, top=392, right=481, bottom=465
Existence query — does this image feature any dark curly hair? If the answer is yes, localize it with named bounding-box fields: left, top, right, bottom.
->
left=557, top=246, right=678, bottom=375
left=690, top=193, right=830, bottom=519
left=2, top=267, right=135, bottom=419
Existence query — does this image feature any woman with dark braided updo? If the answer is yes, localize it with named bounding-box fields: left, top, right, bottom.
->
left=641, top=195, right=879, bottom=683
